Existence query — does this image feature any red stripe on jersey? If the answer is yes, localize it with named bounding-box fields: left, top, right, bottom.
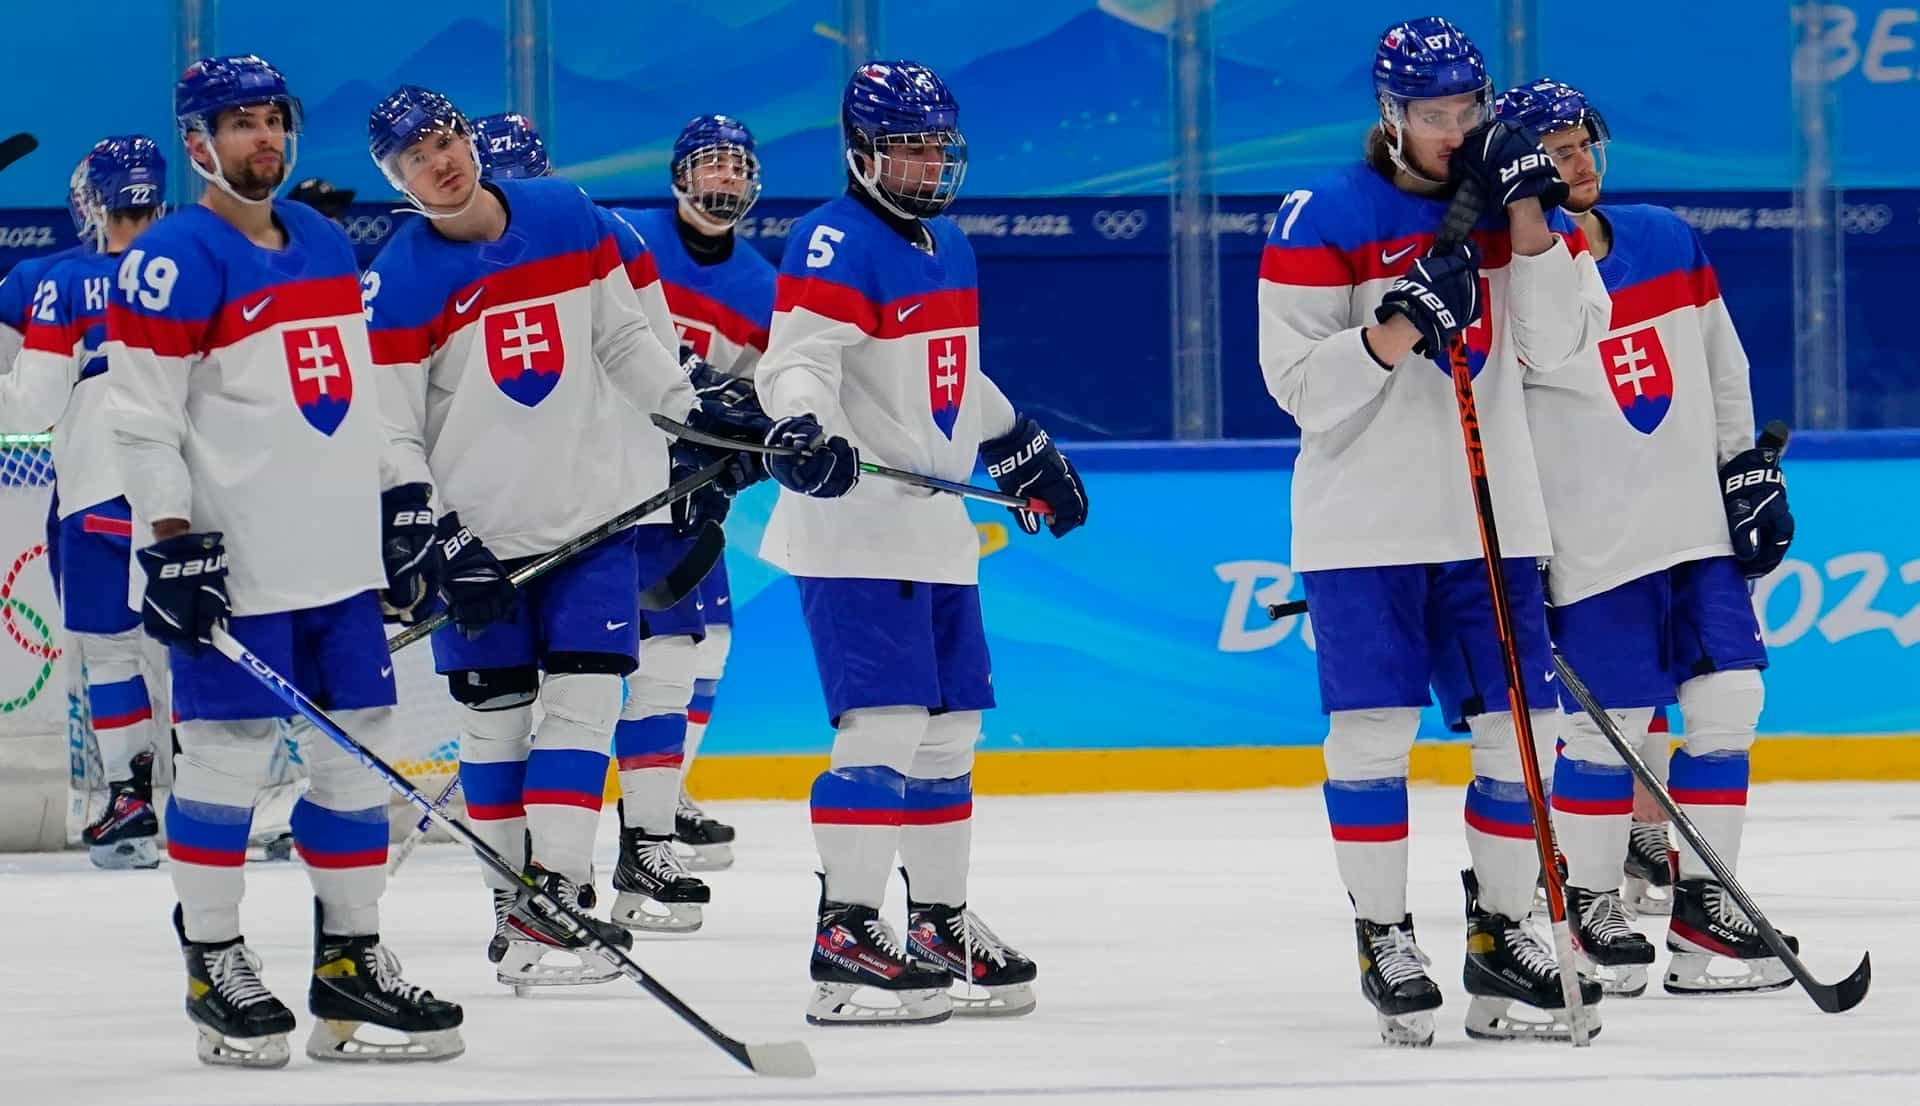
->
left=21, top=315, right=89, bottom=356
left=1608, top=266, right=1721, bottom=332
left=775, top=274, right=879, bottom=332
left=108, top=301, right=206, bottom=359
left=204, top=275, right=363, bottom=351
left=369, top=244, right=608, bottom=366
left=872, top=288, right=976, bottom=338
left=1261, top=232, right=1518, bottom=290
left=1259, top=243, right=1352, bottom=287
left=662, top=281, right=770, bottom=353
left=626, top=251, right=661, bottom=292
left=1561, top=222, right=1593, bottom=259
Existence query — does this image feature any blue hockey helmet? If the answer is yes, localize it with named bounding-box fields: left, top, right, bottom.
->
left=472, top=112, right=550, bottom=180
left=670, top=114, right=761, bottom=228
left=85, top=135, right=168, bottom=216
left=1371, top=18, right=1491, bottom=184
left=1496, top=78, right=1609, bottom=206
left=368, top=84, right=483, bottom=217
left=174, top=54, right=301, bottom=203
left=841, top=61, right=966, bottom=219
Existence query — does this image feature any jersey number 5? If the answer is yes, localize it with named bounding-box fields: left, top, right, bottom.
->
left=805, top=225, right=846, bottom=269
left=117, top=250, right=178, bottom=312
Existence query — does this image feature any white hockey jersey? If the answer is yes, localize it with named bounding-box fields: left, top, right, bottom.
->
left=756, top=194, right=1016, bottom=585
left=1524, top=204, right=1754, bottom=606
left=1258, top=162, right=1610, bottom=572
left=365, top=178, right=695, bottom=559
left=2, top=251, right=129, bottom=517
left=104, top=200, right=388, bottom=615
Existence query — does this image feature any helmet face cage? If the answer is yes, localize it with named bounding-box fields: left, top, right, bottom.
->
left=672, top=142, right=762, bottom=226
left=68, top=157, right=101, bottom=242
left=850, top=128, right=968, bottom=219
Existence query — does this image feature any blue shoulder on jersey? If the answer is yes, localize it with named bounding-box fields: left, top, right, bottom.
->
left=0, top=245, right=90, bottom=333
left=597, top=205, right=648, bottom=267
left=1593, top=204, right=1703, bottom=293
left=621, top=205, right=776, bottom=323
left=778, top=196, right=976, bottom=302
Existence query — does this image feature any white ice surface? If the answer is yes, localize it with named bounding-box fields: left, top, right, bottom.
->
left=4, top=782, right=1911, bottom=1106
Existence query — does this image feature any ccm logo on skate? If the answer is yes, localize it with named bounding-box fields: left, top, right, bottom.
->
left=158, top=555, right=227, bottom=579
left=985, top=430, right=1051, bottom=479
left=1723, top=469, right=1784, bottom=494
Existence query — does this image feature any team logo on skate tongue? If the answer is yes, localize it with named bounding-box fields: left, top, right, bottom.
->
left=927, top=335, right=968, bottom=439
left=483, top=302, right=566, bottom=407
left=1598, top=325, right=1674, bottom=434
left=283, top=326, right=353, bottom=436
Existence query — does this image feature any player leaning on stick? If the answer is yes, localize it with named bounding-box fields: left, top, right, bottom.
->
left=1257, top=17, right=1609, bottom=1045
left=757, top=60, right=1087, bottom=1026
left=1497, top=78, right=1798, bottom=997
left=105, top=54, right=461, bottom=1067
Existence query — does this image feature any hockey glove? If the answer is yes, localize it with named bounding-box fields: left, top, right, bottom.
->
left=679, top=397, right=770, bottom=495
left=685, top=354, right=760, bottom=414
left=379, top=483, right=438, bottom=624
left=433, top=513, right=517, bottom=639
left=1450, top=120, right=1570, bottom=210
left=765, top=414, right=859, bottom=498
left=669, top=453, right=732, bottom=536
left=1719, top=445, right=1793, bottom=578
left=137, top=531, right=230, bottom=652
left=1373, top=244, right=1482, bottom=356
left=980, top=416, right=1089, bottom=538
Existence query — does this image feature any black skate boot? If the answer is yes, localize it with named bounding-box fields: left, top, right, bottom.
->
left=1567, top=885, right=1656, bottom=997
left=1461, top=870, right=1603, bottom=1041
left=1664, top=877, right=1797, bottom=995
left=84, top=751, right=160, bottom=870
left=1355, top=915, right=1443, bottom=1046
left=1623, top=820, right=1676, bottom=916
left=905, top=895, right=1038, bottom=1018
left=807, top=875, right=952, bottom=1026
left=307, top=901, right=464, bottom=1062
left=173, top=904, right=295, bottom=1068
left=675, top=790, right=736, bottom=871
left=612, top=818, right=710, bottom=933
left=496, top=863, right=632, bottom=992
left=485, top=887, right=515, bottom=964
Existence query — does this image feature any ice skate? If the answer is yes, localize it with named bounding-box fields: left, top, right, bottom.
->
left=173, top=905, right=295, bottom=1069
left=612, top=824, right=710, bottom=933
left=1566, top=884, right=1655, bottom=997
left=1461, top=870, right=1603, bottom=1041
left=1664, top=878, right=1797, bottom=995
left=807, top=877, right=951, bottom=1026
left=307, top=902, right=464, bottom=1062
left=83, top=751, right=160, bottom=870
left=905, top=895, right=1038, bottom=1017
left=1355, top=915, right=1442, bottom=1046
left=674, top=791, right=736, bottom=871
left=1623, top=820, right=1676, bottom=916
left=493, top=864, right=632, bottom=991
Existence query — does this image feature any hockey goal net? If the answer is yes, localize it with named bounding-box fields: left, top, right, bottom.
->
left=0, top=432, right=466, bottom=852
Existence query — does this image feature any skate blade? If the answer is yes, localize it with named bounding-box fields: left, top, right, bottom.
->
left=947, top=979, right=1036, bottom=1018
left=194, top=1023, right=290, bottom=1068
left=88, top=838, right=160, bottom=870
left=676, top=842, right=735, bottom=872
left=1463, top=994, right=1603, bottom=1042
left=1575, top=951, right=1650, bottom=998
left=1663, top=951, right=1795, bottom=995
left=804, top=982, right=952, bottom=1026
left=612, top=891, right=705, bottom=934
left=495, top=940, right=623, bottom=988
left=1376, top=1010, right=1435, bottom=1047
left=1623, top=877, right=1673, bottom=917
left=306, top=1019, right=465, bottom=1063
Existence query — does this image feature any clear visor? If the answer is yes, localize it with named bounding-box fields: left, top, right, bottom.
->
left=379, top=120, right=478, bottom=198
left=673, top=144, right=762, bottom=226
left=1385, top=87, right=1493, bottom=140
left=858, top=129, right=968, bottom=218
left=1541, top=127, right=1609, bottom=185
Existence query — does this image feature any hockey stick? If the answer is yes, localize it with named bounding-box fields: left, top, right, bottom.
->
left=386, top=459, right=730, bottom=653
left=207, top=624, right=817, bottom=1077
left=1550, top=652, right=1870, bottom=1012
left=0, top=133, right=38, bottom=175
left=386, top=773, right=461, bottom=873
left=1264, top=598, right=1308, bottom=621
left=651, top=414, right=1054, bottom=515
left=1427, top=175, right=1596, bottom=1046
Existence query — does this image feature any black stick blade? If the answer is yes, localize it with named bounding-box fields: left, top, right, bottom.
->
left=0, top=132, right=38, bottom=174
left=1809, top=952, right=1871, bottom=1014
left=637, top=521, right=724, bottom=611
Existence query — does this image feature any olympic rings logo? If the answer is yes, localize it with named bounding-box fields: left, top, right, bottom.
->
left=1839, top=204, right=1891, bottom=235
left=342, top=214, right=395, bottom=245
left=1092, top=209, right=1149, bottom=240
left=0, top=543, right=59, bottom=711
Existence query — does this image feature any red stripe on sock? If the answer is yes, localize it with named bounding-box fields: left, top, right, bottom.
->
left=1551, top=795, right=1634, bottom=816
left=521, top=788, right=604, bottom=812
left=294, top=845, right=389, bottom=870
left=686, top=710, right=711, bottom=725
left=1330, top=821, right=1409, bottom=843
left=466, top=801, right=526, bottom=820
left=1670, top=787, right=1748, bottom=807
left=167, top=841, right=246, bottom=867
left=901, top=800, right=972, bottom=826
left=616, top=753, right=684, bottom=771
left=1464, top=808, right=1536, bottom=840
left=810, top=806, right=904, bottom=827
left=93, top=706, right=154, bottom=730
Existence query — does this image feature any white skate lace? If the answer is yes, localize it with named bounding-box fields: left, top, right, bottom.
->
left=639, top=838, right=691, bottom=880
left=1704, top=882, right=1758, bottom=937
left=861, top=916, right=911, bottom=963
left=1628, top=821, right=1670, bottom=861
left=957, top=908, right=1012, bottom=970
left=209, top=944, right=275, bottom=1009
left=370, top=944, right=430, bottom=1004
left=1577, top=890, right=1638, bottom=942
left=676, top=792, right=707, bottom=822
left=1368, top=925, right=1431, bottom=988
left=1502, top=923, right=1560, bottom=981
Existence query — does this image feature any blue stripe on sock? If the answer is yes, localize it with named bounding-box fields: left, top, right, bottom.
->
left=523, top=746, right=609, bottom=801
left=88, top=675, right=150, bottom=719
left=811, top=765, right=906, bottom=815
left=460, top=759, right=526, bottom=807
left=613, top=714, right=687, bottom=758
left=1552, top=757, right=1633, bottom=801
left=1465, top=776, right=1534, bottom=830
left=904, top=773, right=971, bottom=811
left=289, top=800, right=387, bottom=863
left=165, top=795, right=254, bottom=852
left=1323, top=777, right=1409, bottom=827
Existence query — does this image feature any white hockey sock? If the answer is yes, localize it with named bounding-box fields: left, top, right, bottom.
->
left=525, top=673, right=620, bottom=882
left=459, top=703, right=533, bottom=893
left=615, top=635, right=696, bottom=833
left=168, top=720, right=280, bottom=942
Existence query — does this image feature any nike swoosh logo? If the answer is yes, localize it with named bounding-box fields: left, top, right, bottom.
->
left=715, top=596, right=729, bottom=606
left=896, top=303, right=923, bottom=322
left=379, top=665, right=392, bottom=678
left=241, top=296, right=273, bottom=322
left=455, top=287, right=485, bottom=314
left=606, top=620, right=630, bottom=631
left=1544, top=669, right=1556, bottom=683
left=1380, top=243, right=1418, bottom=266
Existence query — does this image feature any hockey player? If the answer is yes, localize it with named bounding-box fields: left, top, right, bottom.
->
left=364, top=87, right=761, bottom=982
left=469, top=109, right=721, bottom=930
left=0, top=137, right=169, bottom=869
left=105, top=55, right=461, bottom=1067
left=758, top=61, right=1087, bottom=1026
left=0, top=156, right=98, bottom=366
left=1258, top=18, right=1610, bottom=1045
left=615, top=113, right=779, bottom=870
left=1497, top=78, right=1796, bottom=996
